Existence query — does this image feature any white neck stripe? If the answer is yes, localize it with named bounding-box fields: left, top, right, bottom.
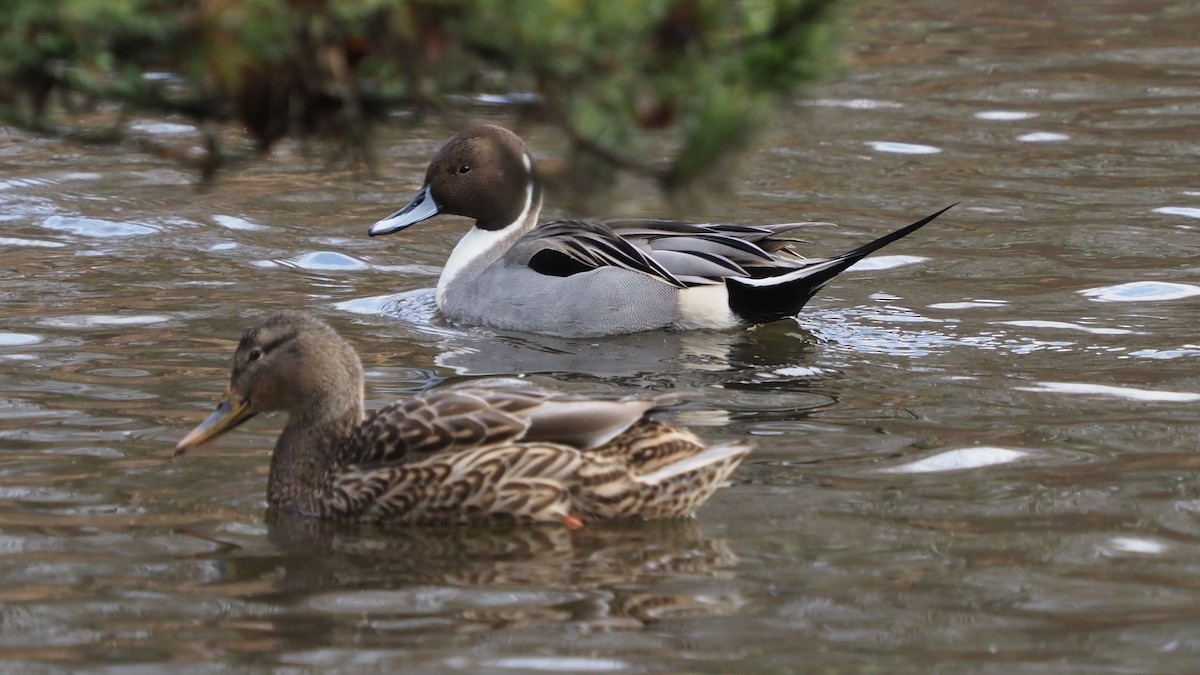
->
left=435, top=182, right=536, bottom=306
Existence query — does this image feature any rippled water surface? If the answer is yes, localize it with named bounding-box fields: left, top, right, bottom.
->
left=4, top=1, right=1200, bottom=671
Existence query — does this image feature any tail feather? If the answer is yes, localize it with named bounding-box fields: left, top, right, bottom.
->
left=629, top=441, right=751, bottom=519
left=726, top=203, right=957, bottom=324
left=635, top=441, right=751, bottom=486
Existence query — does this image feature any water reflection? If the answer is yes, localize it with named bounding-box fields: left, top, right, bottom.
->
left=5, top=0, right=1200, bottom=670
left=433, top=328, right=757, bottom=377
left=338, top=287, right=819, bottom=377
left=253, top=514, right=745, bottom=627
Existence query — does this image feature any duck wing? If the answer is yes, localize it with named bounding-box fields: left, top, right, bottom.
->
left=514, top=219, right=688, bottom=288
left=517, top=218, right=832, bottom=287
left=328, top=443, right=583, bottom=524
left=328, top=431, right=750, bottom=524
left=348, top=381, right=657, bottom=466
left=612, top=219, right=834, bottom=281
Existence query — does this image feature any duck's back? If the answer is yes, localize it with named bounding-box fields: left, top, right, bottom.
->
left=346, top=382, right=659, bottom=465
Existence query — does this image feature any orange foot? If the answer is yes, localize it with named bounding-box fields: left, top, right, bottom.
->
left=562, top=514, right=585, bottom=531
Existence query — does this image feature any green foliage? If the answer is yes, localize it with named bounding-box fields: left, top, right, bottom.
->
left=0, top=0, right=843, bottom=191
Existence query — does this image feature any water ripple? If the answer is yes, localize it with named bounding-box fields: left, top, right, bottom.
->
left=1016, top=132, right=1071, bottom=142
left=212, top=215, right=265, bottom=231
left=42, top=216, right=158, bottom=238
left=1153, top=206, right=1200, bottom=219
left=334, top=292, right=423, bottom=316
left=1000, top=320, right=1135, bottom=335
left=1016, top=382, right=1200, bottom=402
left=0, top=333, right=42, bottom=347
left=470, top=92, right=543, bottom=106
left=1125, top=345, right=1200, bottom=360
left=807, top=98, right=904, bottom=110
left=928, top=299, right=1008, bottom=310
left=809, top=306, right=1104, bottom=357
left=287, top=251, right=370, bottom=271
left=1105, top=537, right=1168, bottom=555
left=864, top=141, right=942, bottom=155
left=975, top=110, right=1039, bottom=121
left=847, top=254, right=927, bottom=271
left=1079, top=281, right=1200, bottom=302
left=306, top=587, right=587, bottom=615
left=128, top=120, right=196, bottom=135
left=0, top=237, right=66, bottom=249
left=882, top=447, right=1029, bottom=474
left=472, top=657, right=630, bottom=672
left=37, top=314, right=172, bottom=329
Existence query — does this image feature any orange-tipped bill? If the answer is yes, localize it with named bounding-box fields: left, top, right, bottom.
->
left=174, top=389, right=255, bottom=457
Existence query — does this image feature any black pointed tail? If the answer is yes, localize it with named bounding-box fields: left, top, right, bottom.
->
left=726, top=203, right=957, bottom=325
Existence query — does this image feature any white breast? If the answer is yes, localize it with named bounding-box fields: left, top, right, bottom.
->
left=436, top=183, right=535, bottom=307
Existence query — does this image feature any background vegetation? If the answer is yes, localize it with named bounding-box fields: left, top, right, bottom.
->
left=0, top=0, right=842, bottom=192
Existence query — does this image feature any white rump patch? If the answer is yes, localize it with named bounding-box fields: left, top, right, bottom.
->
left=677, top=285, right=738, bottom=329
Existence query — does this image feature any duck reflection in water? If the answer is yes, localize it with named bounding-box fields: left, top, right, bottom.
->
left=229, top=512, right=747, bottom=627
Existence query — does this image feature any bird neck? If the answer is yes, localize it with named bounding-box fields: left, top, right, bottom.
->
left=436, top=185, right=542, bottom=307
left=266, top=396, right=364, bottom=514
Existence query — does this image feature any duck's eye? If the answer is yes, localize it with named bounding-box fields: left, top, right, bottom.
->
left=247, top=347, right=263, bottom=363
left=457, top=165, right=471, bottom=174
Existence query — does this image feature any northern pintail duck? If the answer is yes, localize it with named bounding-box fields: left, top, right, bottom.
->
left=369, top=125, right=954, bottom=338
left=174, top=311, right=750, bottom=526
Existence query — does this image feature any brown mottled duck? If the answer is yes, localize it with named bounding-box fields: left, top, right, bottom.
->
left=174, top=311, right=750, bottom=526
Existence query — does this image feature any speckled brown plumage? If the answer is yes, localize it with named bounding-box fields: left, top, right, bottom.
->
left=174, top=311, right=751, bottom=525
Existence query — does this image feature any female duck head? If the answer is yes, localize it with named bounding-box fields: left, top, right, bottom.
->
left=174, top=311, right=364, bottom=455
